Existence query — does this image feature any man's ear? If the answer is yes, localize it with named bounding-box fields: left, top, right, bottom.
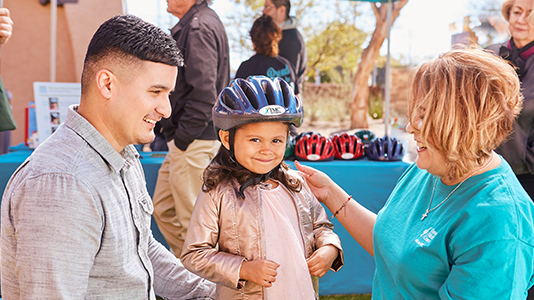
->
left=219, top=130, right=230, bottom=150
left=279, top=6, right=287, bottom=18
left=95, top=69, right=114, bottom=100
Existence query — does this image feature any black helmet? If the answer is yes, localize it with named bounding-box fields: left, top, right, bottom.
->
left=284, top=134, right=296, bottom=160
left=213, top=76, right=304, bottom=135
left=354, top=129, right=376, bottom=145
left=366, top=135, right=405, bottom=161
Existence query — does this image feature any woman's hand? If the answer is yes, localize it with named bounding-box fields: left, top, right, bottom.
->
left=0, top=8, right=13, bottom=45
left=239, top=259, right=280, bottom=287
left=306, top=245, right=339, bottom=277
left=294, top=161, right=334, bottom=203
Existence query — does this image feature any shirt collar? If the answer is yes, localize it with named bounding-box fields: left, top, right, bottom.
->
left=64, top=104, right=140, bottom=173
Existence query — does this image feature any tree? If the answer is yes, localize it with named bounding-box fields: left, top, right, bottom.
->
left=305, top=1, right=367, bottom=84
left=349, top=0, right=408, bottom=129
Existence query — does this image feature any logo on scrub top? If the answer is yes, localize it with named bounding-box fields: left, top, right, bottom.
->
left=414, top=227, right=437, bottom=247
left=259, top=105, right=285, bottom=116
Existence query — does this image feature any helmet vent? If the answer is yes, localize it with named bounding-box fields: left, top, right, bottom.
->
left=262, top=80, right=277, bottom=106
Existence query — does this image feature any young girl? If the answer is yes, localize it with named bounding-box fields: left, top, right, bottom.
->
left=181, top=76, right=343, bottom=299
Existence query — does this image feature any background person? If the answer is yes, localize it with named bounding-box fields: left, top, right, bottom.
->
left=0, top=7, right=14, bottom=155
left=487, top=0, right=534, bottom=202
left=235, top=15, right=298, bottom=95
left=0, top=14, right=214, bottom=299
left=296, top=48, right=534, bottom=299
left=0, top=7, right=13, bottom=45
left=153, top=0, right=230, bottom=257
left=0, top=89, right=13, bottom=155
left=263, top=0, right=306, bottom=95
left=181, top=76, right=342, bottom=299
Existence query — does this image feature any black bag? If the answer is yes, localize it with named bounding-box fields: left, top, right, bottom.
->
left=0, top=76, right=16, bottom=132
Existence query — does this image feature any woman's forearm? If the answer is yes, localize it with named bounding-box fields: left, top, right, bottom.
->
left=325, top=182, right=377, bottom=256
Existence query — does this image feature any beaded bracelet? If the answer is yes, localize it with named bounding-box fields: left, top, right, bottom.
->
left=330, top=195, right=353, bottom=219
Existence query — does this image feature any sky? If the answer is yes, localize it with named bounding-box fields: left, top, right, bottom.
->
left=125, top=0, right=504, bottom=69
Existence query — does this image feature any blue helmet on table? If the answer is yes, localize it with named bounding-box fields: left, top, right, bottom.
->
left=366, top=135, right=404, bottom=161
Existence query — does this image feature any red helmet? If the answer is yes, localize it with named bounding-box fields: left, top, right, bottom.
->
left=295, top=132, right=335, bottom=161
left=332, top=133, right=364, bottom=160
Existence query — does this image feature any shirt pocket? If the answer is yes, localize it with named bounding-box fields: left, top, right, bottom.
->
left=137, top=192, right=154, bottom=226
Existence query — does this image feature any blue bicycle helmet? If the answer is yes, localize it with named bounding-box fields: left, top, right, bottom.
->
left=366, top=135, right=405, bottom=161
left=213, top=76, right=304, bottom=134
left=212, top=76, right=304, bottom=198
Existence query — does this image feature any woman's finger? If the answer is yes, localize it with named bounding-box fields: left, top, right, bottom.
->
left=295, top=160, right=315, bottom=175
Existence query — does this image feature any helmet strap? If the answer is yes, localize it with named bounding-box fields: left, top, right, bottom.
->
left=228, top=128, right=237, bottom=163
left=237, top=168, right=276, bottom=199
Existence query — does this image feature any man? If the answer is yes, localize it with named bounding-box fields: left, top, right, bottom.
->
left=0, top=7, right=15, bottom=153
left=263, top=0, right=307, bottom=95
left=0, top=15, right=214, bottom=299
left=154, top=0, right=229, bottom=257
left=0, top=7, right=13, bottom=45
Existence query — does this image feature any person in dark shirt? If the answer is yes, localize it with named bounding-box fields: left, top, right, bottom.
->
left=235, top=15, right=298, bottom=95
left=263, top=0, right=306, bottom=94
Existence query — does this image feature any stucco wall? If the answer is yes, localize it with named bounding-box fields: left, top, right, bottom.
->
left=1, top=0, right=125, bottom=145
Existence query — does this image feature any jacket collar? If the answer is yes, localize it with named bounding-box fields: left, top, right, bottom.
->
left=170, top=2, right=208, bottom=36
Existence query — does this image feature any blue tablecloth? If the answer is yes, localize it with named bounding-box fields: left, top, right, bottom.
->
left=0, top=150, right=410, bottom=295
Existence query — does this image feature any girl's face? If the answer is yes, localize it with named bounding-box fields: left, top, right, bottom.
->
left=221, top=121, right=288, bottom=174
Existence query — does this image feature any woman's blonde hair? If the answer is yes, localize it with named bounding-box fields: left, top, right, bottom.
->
left=502, top=0, right=534, bottom=23
left=408, top=48, right=523, bottom=182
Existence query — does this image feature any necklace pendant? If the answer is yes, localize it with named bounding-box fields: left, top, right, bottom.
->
left=421, top=212, right=428, bottom=221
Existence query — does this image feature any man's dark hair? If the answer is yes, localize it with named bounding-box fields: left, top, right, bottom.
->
left=81, top=14, right=182, bottom=95
left=271, top=0, right=291, bottom=19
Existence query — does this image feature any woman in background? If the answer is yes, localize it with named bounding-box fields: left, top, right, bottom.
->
left=487, top=0, right=534, bottom=202
left=235, top=15, right=298, bottom=96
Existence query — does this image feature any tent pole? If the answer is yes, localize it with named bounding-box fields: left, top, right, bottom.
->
left=385, top=0, right=392, bottom=137
left=50, top=0, right=57, bottom=82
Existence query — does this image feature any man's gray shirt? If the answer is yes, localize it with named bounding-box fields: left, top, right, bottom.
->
left=1, top=106, right=214, bottom=299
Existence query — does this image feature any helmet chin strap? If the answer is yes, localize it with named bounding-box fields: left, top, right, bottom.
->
left=228, top=128, right=279, bottom=199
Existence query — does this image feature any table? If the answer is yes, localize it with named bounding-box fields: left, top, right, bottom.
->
left=0, top=151, right=410, bottom=295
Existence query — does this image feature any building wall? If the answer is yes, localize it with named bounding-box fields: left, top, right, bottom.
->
left=1, top=0, right=125, bottom=145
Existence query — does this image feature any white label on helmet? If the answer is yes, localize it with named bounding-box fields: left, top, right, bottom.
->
left=341, top=153, right=355, bottom=159
left=259, top=105, right=285, bottom=116
left=307, top=154, right=321, bottom=161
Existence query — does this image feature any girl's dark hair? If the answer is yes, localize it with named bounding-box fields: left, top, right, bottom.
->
left=203, top=145, right=302, bottom=193
left=251, top=15, right=282, bottom=57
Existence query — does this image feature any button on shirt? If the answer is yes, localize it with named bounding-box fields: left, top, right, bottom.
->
left=1, top=105, right=214, bottom=299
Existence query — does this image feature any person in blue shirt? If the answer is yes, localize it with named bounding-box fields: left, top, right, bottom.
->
left=296, top=48, right=534, bottom=299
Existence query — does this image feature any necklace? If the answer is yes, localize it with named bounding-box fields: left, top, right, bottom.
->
left=421, top=153, right=494, bottom=221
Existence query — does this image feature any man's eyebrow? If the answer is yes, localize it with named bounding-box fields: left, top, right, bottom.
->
left=150, top=84, right=173, bottom=91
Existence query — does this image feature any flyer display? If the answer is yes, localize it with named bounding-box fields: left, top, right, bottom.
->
left=33, top=82, right=81, bottom=147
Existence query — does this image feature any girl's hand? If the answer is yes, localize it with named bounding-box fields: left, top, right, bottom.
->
left=294, top=161, right=333, bottom=202
left=306, top=245, right=339, bottom=277
left=239, top=259, right=280, bottom=287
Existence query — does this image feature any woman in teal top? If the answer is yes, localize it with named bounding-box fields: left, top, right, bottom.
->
left=296, top=48, right=534, bottom=299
